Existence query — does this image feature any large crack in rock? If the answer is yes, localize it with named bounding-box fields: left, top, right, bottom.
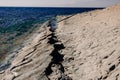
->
left=45, top=28, right=72, bottom=80
left=1, top=4, right=120, bottom=80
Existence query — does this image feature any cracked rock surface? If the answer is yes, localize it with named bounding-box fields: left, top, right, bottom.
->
left=55, top=4, right=120, bottom=80
left=0, top=3, right=120, bottom=80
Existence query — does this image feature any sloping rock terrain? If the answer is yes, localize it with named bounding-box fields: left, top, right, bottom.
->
left=0, top=4, right=120, bottom=80
left=56, top=4, right=120, bottom=80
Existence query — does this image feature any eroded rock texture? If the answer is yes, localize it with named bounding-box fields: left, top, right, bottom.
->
left=1, top=3, right=120, bottom=80
left=0, top=21, right=54, bottom=80
left=55, top=4, right=120, bottom=80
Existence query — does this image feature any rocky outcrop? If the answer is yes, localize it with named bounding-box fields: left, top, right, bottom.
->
left=1, top=3, right=120, bottom=80
left=55, top=4, right=120, bottom=80
left=0, top=21, right=54, bottom=80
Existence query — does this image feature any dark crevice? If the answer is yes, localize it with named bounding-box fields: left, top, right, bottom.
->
left=45, top=23, right=72, bottom=80
left=51, top=48, right=64, bottom=63
left=103, top=76, right=108, bottom=79
left=109, top=65, right=116, bottom=71
left=98, top=76, right=102, bottom=80
left=45, top=33, right=65, bottom=77
left=45, top=63, right=53, bottom=76
left=48, top=33, right=58, bottom=44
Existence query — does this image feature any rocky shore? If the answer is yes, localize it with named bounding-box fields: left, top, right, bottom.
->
left=0, top=3, right=120, bottom=80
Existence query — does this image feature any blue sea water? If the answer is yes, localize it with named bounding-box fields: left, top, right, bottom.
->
left=0, top=7, right=103, bottom=29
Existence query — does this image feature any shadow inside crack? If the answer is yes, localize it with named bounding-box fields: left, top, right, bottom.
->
left=44, top=20, right=71, bottom=79
left=48, top=33, right=58, bottom=44
left=45, top=31, right=65, bottom=78
left=45, top=43, right=65, bottom=76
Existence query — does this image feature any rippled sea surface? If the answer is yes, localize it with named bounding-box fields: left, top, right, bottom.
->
left=0, top=7, right=102, bottom=29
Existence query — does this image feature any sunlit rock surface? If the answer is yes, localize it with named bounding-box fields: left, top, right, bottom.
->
left=1, top=4, right=120, bottom=80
